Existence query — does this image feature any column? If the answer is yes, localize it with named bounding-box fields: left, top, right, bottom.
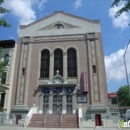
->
left=39, top=94, right=43, bottom=112
left=72, top=93, right=76, bottom=114
left=63, top=52, right=67, bottom=78
left=49, top=92, right=53, bottom=114
left=62, top=91, right=66, bottom=114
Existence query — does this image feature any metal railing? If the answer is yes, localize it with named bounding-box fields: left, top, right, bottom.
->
left=44, top=109, right=49, bottom=126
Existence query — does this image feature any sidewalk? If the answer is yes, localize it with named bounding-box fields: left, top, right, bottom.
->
left=0, top=125, right=121, bottom=130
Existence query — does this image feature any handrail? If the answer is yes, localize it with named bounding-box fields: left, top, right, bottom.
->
left=75, top=108, right=78, bottom=114
left=25, top=108, right=34, bottom=127
left=60, top=111, right=64, bottom=127
left=44, top=109, right=49, bottom=126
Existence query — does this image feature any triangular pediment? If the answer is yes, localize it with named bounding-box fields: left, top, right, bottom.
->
left=19, top=11, right=101, bottom=37
left=48, top=73, right=67, bottom=84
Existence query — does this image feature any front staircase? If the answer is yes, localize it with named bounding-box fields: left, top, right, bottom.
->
left=62, top=114, right=78, bottom=128
left=28, top=113, right=78, bottom=128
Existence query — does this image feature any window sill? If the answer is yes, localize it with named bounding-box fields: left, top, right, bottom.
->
left=67, top=77, right=77, bottom=79
left=39, top=78, right=49, bottom=80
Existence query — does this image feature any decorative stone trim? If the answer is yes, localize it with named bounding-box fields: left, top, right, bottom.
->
left=34, top=35, right=85, bottom=42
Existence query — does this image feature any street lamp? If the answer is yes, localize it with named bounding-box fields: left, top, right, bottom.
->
left=123, top=39, right=130, bottom=96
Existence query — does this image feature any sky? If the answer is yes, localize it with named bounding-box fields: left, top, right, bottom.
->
left=0, top=0, right=130, bottom=93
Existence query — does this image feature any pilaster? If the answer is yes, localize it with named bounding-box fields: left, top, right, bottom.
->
left=63, top=52, right=67, bottom=78
left=50, top=53, right=54, bottom=78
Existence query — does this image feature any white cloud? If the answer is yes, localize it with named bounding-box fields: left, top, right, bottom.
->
left=3, top=0, right=36, bottom=25
left=36, top=0, right=48, bottom=11
left=109, top=3, right=130, bottom=29
left=105, top=43, right=130, bottom=82
left=2, top=0, right=47, bottom=25
left=73, top=0, right=82, bottom=10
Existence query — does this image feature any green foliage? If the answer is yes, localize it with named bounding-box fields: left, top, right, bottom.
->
left=112, top=0, right=130, bottom=17
left=0, top=0, right=10, bottom=27
left=117, top=85, right=130, bottom=106
left=0, top=47, right=8, bottom=78
left=111, top=98, right=117, bottom=104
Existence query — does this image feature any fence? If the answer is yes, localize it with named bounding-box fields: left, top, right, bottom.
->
left=81, top=114, right=120, bottom=129
left=0, top=113, right=26, bottom=126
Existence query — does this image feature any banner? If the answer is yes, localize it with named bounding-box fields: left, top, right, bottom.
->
left=108, top=92, right=117, bottom=98
left=81, top=72, right=89, bottom=92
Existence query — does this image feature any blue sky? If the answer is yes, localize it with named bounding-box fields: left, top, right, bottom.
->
left=1, top=0, right=130, bottom=93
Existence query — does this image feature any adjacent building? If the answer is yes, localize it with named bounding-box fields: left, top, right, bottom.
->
left=0, top=39, right=17, bottom=115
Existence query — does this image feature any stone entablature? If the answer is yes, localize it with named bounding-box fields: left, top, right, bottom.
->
left=34, top=35, right=85, bottom=42
left=21, top=34, right=99, bottom=43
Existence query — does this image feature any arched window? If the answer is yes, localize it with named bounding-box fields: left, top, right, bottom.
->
left=40, top=50, right=50, bottom=78
left=67, top=48, right=77, bottom=77
left=54, top=24, right=64, bottom=29
left=54, top=49, right=63, bottom=76
left=4, top=54, right=9, bottom=62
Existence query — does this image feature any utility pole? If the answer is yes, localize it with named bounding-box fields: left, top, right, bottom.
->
left=123, top=39, right=130, bottom=96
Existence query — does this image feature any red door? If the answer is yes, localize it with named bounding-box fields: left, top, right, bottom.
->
left=95, top=114, right=101, bottom=126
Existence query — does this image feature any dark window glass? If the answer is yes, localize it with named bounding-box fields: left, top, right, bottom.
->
left=40, top=50, right=50, bottom=78
left=54, top=49, right=63, bottom=76
left=93, top=65, right=96, bottom=73
left=54, top=24, right=64, bottom=29
left=0, top=93, right=5, bottom=107
left=22, top=68, right=25, bottom=75
left=1, top=72, right=6, bottom=84
left=4, top=54, right=9, bottom=62
left=57, top=24, right=61, bottom=29
left=67, top=48, right=77, bottom=77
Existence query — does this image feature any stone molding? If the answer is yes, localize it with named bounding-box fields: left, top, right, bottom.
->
left=33, top=35, right=85, bottom=42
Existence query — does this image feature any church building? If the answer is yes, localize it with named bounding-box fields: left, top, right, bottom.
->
left=11, top=11, right=108, bottom=127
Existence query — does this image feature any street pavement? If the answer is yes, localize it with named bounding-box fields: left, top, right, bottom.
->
left=0, top=125, right=123, bottom=130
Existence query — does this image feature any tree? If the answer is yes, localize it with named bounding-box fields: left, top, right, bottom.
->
left=112, top=0, right=130, bottom=18
left=111, top=98, right=117, bottom=104
left=117, top=85, right=130, bottom=106
left=0, top=0, right=10, bottom=27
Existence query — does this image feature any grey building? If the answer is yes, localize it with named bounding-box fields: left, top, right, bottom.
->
left=0, top=40, right=16, bottom=115
left=11, top=11, right=108, bottom=127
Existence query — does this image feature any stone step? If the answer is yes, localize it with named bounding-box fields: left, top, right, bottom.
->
left=28, top=113, right=78, bottom=128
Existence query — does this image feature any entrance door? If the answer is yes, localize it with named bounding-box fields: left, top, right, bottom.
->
left=53, top=95, right=62, bottom=113
left=95, top=114, right=101, bottom=126
left=66, top=95, right=72, bottom=113
left=43, top=95, right=49, bottom=112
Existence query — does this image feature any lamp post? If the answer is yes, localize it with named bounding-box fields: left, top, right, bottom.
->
left=123, top=39, right=130, bottom=96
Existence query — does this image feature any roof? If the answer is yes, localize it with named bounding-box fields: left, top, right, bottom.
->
left=0, top=39, right=15, bottom=48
